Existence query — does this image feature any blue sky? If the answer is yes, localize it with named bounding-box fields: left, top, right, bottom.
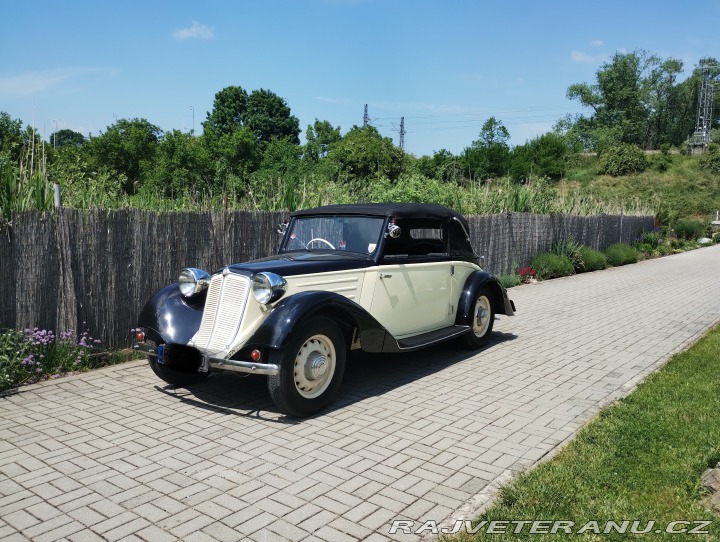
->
left=2, top=0, right=718, bottom=156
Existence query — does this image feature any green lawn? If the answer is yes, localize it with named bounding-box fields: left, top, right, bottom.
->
left=452, top=324, right=720, bottom=541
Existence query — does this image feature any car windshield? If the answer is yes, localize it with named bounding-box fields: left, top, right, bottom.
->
left=282, top=216, right=385, bottom=255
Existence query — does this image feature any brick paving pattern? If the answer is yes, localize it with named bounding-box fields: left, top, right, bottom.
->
left=2, top=245, right=719, bottom=541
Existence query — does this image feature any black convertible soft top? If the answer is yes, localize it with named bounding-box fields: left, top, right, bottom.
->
left=291, top=203, right=469, bottom=229
left=291, top=203, right=478, bottom=263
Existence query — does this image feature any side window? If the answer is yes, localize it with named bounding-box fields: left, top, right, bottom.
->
left=382, top=220, right=447, bottom=259
left=407, top=228, right=445, bottom=255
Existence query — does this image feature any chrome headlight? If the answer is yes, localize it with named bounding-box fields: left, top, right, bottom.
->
left=178, top=268, right=210, bottom=298
left=252, top=272, right=287, bottom=305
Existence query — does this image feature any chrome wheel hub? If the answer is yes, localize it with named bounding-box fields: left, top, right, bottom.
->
left=305, top=352, right=328, bottom=381
left=472, top=296, right=491, bottom=337
left=294, top=335, right=336, bottom=399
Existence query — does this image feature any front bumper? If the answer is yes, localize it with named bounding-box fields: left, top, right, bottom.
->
left=132, top=342, right=279, bottom=376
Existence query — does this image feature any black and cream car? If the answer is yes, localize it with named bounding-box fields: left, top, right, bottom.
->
left=133, top=203, right=515, bottom=417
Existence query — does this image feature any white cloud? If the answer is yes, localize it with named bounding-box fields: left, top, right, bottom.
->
left=172, top=21, right=215, bottom=40
left=590, top=40, right=605, bottom=47
left=571, top=51, right=606, bottom=64
left=0, top=67, right=116, bottom=98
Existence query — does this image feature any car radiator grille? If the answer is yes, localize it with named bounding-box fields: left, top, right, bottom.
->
left=194, top=273, right=251, bottom=354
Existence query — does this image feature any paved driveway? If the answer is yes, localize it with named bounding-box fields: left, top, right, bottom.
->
left=2, top=245, right=720, bottom=542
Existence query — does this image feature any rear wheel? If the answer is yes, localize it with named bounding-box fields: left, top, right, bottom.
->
left=268, top=317, right=346, bottom=418
left=460, top=286, right=495, bottom=349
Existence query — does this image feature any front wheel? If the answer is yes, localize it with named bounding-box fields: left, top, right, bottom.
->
left=267, top=317, right=346, bottom=418
left=460, top=286, right=495, bottom=349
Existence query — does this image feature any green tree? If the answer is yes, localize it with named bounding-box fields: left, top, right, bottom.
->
left=0, top=112, right=24, bottom=162
left=202, top=85, right=249, bottom=143
left=304, top=119, right=341, bottom=162
left=87, top=118, right=161, bottom=194
left=246, top=89, right=300, bottom=145
left=510, top=132, right=572, bottom=181
left=50, top=129, right=86, bottom=149
left=462, top=117, right=511, bottom=178
left=47, top=145, right=123, bottom=208
left=258, top=137, right=302, bottom=177
left=209, top=127, right=261, bottom=179
left=566, top=50, right=712, bottom=150
left=327, top=125, right=404, bottom=182
left=413, top=149, right=462, bottom=182
left=146, top=130, right=213, bottom=197
left=568, top=51, right=652, bottom=148
left=202, top=85, right=300, bottom=178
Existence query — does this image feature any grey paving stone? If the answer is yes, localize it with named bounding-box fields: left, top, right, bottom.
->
left=2, top=246, right=720, bottom=542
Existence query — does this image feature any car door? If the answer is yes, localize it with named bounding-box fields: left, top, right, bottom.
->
left=370, top=260, right=454, bottom=338
left=369, top=222, right=454, bottom=339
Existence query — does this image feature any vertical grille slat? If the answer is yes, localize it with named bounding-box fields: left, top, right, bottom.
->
left=195, top=273, right=250, bottom=354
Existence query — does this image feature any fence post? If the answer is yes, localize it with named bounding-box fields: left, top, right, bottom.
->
left=53, top=184, right=62, bottom=209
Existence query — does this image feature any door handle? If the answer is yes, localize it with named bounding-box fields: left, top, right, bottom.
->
left=380, top=273, right=392, bottom=279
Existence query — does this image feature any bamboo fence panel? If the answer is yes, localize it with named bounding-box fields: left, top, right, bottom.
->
left=0, top=210, right=652, bottom=348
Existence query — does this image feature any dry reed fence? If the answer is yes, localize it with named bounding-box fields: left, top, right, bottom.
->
left=0, top=210, right=652, bottom=348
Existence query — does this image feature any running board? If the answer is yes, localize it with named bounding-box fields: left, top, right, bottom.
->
left=391, top=325, right=470, bottom=352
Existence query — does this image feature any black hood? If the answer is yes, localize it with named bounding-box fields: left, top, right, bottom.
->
left=225, top=252, right=374, bottom=278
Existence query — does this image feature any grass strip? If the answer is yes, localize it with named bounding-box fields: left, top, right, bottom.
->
left=452, top=324, right=720, bottom=540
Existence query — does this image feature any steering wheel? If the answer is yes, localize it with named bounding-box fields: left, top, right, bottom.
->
left=306, top=238, right=336, bottom=250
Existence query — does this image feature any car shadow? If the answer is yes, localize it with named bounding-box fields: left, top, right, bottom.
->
left=153, top=331, right=517, bottom=423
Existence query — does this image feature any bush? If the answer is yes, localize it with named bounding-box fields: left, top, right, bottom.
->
left=604, top=243, right=638, bottom=266
left=530, top=252, right=574, bottom=280
left=551, top=237, right=583, bottom=271
left=649, top=153, right=672, bottom=172
left=698, top=149, right=720, bottom=175
left=496, top=273, right=521, bottom=288
left=578, top=246, right=608, bottom=272
left=599, top=144, right=647, bottom=176
left=367, top=174, right=457, bottom=208
left=672, top=219, right=705, bottom=240
left=640, top=230, right=664, bottom=246
left=0, top=327, right=102, bottom=392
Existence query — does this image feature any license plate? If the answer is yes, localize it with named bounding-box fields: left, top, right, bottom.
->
left=157, top=344, right=164, bottom=364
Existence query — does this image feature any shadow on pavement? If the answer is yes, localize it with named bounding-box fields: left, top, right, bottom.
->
left=152, top=331, right=517, bottom=422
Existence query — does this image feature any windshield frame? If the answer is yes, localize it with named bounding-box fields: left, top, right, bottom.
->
left=279, top=215, right=388, bottom=260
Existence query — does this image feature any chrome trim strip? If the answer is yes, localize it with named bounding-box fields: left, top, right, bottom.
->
left=297, top=277, right=359, bottom=287
left=395, top=326, right=470, bottom=351
left=208, top=357, right=279, bottom=376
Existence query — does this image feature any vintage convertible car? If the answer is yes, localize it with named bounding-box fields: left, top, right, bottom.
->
left=133, top=203, right=515, bottom=417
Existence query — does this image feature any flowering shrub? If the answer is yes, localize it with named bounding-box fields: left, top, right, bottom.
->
left=517, top=266, right=536, bottom=283
left=0, top=327, right=101, bottom=392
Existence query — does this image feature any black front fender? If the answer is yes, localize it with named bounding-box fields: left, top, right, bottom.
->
left=252, top=291, right=389, bottom=352
left=456, top=271, right=515, bottom=325
left=137, top=283, right=205, bottom=345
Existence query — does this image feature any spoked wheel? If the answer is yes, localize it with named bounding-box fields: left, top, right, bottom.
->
left=460, top=286, right=495, bottom=349
left=268, top=317, right=346, bottom=418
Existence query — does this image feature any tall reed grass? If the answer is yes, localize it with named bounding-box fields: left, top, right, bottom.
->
left=2, top=159, right=656, bottom=218
left=0, top=135, right=54, bottom=222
